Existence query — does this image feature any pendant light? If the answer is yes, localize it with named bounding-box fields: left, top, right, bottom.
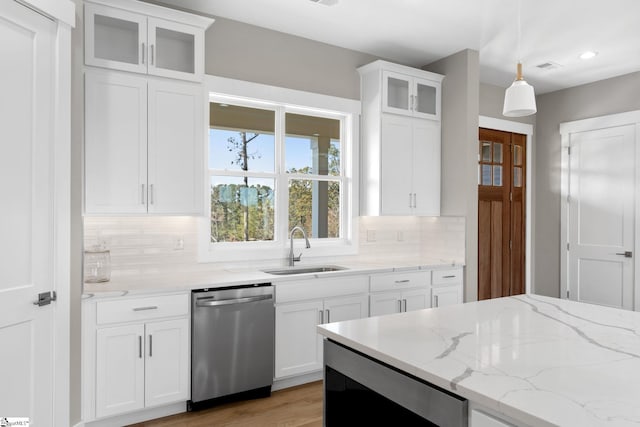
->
left=503, top=0, right=536, bottom=117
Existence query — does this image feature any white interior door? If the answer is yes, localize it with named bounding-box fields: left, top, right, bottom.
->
left=0, top=2, right=57, bottom=423
left=568, top=125, right=635, bottom=309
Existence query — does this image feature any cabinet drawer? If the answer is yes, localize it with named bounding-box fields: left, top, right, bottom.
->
left=370, top=271, right=430, bottom=292
left=96, top=293, right=189, bottom=325
left=276, top=275, right=368, bottom=304
left=432, top=268, right=463, bottom=286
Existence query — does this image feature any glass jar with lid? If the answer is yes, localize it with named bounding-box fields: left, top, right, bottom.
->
left=84, top=245, right=111, bottom=283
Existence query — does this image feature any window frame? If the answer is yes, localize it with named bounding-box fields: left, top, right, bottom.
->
left=198, top=75, right=360, bottom=263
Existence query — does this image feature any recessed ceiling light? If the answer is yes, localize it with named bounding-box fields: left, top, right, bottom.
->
left=309, top=0, right=338, bottom=5
left=579, top=51, right=598, bottom=60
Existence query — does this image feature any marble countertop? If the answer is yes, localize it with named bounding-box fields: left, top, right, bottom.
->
left=318, top=295, right=640, bottom=427
left=83, top=257, right=463, bottom=298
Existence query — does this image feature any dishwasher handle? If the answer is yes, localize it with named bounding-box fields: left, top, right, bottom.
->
left=196, top=294, right=273, bottom=307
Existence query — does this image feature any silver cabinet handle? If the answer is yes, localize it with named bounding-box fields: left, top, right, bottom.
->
left=151, top=44, right=154, bottom=65
left=150, top=184, right=154, bottom=205
left=326, top=309, right=330, bottom=323
left=395, top=279, right=410, bottom=284
left=149, top=334, right=153, bottom=357
left=442, top=275, right=456, bottom=279
left=141, top=42, right=145, bottom=64
left=398, top=300, right=402, bottom=312
left=434, top=295, right=439, bottom=307
left=319, top=309, right=324, bottom=324
left=138, top=336, right=142, bottom=359
left=409, top=94, right=414, bottom=111
left=133, top=306, right=158, bottom=311
left=403, top=299, right=407, bottom=312
left=412, top=193, right=417, bottom=208
left=409, top=193, right=412, bottom=208
left=141, top=184, right=145, bottom=205
left=413, top=94, right=418, bottom=111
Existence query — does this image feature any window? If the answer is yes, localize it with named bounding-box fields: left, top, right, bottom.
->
left=200, top=81, right=358, bottom=262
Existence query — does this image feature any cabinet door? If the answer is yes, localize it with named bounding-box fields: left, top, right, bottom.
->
left=381, top=70, right=412, bottom=116
left=432, top=286, right=462, bottom=308
left=85, top=71, right=148, bottom=214
left=412, top=119, right=441, bottom=216
left=323, top=294, right=368, bottom=323
left=275, top=300, right=324, bottom=378
left=402, top=288, right=430, bottom=312
left=145, top=318, right=190, bottom=407
left=84, top=3, right=147, bottom=74
left=370, top=291, right=402, bottom=317
left=413, top=77, right=440, bottom=120
left=147, top=17, right=204, bottom=82
left=381, top=114, right=413, bottom=215
left=147, top=79, right=204, bottom=214
left=96, top=324, right=145, bottom=418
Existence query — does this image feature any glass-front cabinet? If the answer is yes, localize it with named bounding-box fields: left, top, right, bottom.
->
left=84, top=1, right=207, bottom=82
left=382, top=70, right=441, bottom=120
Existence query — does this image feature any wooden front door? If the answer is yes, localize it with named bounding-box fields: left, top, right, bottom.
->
left=478, top=128, right=526, bottom=300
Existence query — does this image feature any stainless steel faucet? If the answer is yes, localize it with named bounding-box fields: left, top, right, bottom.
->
left=289, top=226, right=311, bottom=266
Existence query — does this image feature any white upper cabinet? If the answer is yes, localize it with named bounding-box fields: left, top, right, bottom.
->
left=359, top=60, right=443, bottom=216
left=85, top=70, right=204, bottom=215
left=84, top=0, right=212, bottom=82
left=382, top=70, right=441, bottom=120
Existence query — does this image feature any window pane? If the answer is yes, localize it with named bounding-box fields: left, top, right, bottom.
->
left=514, top=167, right=522, bottom=187
left=209, top=103, right=275, bottom=173
left=210, top=176, right=274, bottom=243
left=514, top=145, right=523, bottom=166
left=285, top=113, right=340, bottom=176
left=289, top=180, right=340, bottom=238
left=493, top=143, right=503, bottom=163
left=493, top=165, right=503, bottom=186
left=481, top=165, right=492, bottom=186
left=481, top=141, right=491, bottom=162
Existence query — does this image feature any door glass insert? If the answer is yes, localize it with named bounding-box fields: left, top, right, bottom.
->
left=416, top=83, right=436, bottom=115
left=513, top=145, right=523, bottom=166
left=481, top=165, right=492, bottom=185
left=493, top=166, right=503, bottom=186
left=481, top=141, right=491, bottom=162
left=514, top=167, right=522, bottom=187
left=94, top=14, right=139, bottom=64
left=155, top=27, right=195, bottom=74
left=387, top=77, right=409, bottom=110
left=493, top=143, right=503, bottom=163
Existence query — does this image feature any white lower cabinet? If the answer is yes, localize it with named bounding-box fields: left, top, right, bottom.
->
left=83, top=293, right=190, bottom=423
left=370, top=288, right=430, bottom=316
left=274, top=276, right=369, bottom=379
left=369, top=270, right=432, bottom=316
left=96, top=318, right=189, bottom=418
left=432, top=267, right=464, bottom=307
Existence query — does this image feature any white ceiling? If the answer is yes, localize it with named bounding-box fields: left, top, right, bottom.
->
left=152, top=0, right=640, bottom=94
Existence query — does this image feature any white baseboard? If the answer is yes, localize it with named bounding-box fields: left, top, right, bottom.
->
left=82, top=402, right=185, bottom=427
left=273, top=371, right=323, bottom=391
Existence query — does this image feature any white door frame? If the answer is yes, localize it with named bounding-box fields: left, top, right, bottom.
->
left=479, top=116, right=534, bottom=295
left=560, top=110, right=640, bottom=311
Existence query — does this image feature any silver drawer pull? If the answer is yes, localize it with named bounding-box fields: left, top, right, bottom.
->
left=133, top=306, right=158, bottom=311
left=442, top=275, right=456, bottom=279
left=395, top=280, right=410, bottom=283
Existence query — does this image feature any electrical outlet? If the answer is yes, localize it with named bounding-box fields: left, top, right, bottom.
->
left=397, top=231, right=404, bottom=242
left=366, top=230, right=376, bottom=242
left=174, top=236, right=185, bottom=251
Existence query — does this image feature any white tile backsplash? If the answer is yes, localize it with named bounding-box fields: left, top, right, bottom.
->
left=83, top=215, right=465, bottom=282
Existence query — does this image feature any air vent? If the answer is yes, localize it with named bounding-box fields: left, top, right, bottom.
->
left=536, top=61, right=562, bottom=70
left=309, top=0, right=338, bottom=5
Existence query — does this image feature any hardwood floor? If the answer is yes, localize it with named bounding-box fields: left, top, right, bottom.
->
left=128, top=381, right=323, bottom=427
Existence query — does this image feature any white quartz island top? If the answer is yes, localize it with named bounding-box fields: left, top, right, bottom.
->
left=318, top=294, right=640, bottom=427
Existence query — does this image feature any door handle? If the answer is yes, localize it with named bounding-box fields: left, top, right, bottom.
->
left=615, top=251, right=633, bottom=258
left=33, top=291, right=56, bottom=307
left=149, top=334, right=153, bottom=357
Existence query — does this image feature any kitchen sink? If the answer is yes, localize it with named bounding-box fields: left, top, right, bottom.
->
left=262, top=265, right=347, bottom=275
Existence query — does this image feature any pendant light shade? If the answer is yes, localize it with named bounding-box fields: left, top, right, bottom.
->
left=503, top=62, right=537, bottom=117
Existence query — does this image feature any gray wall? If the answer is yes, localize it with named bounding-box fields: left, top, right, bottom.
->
left=205, top=17, right=379, bottom=100
left=424, top=50, right=480, bottom=302
left=534, top=71, right=640, bottom=297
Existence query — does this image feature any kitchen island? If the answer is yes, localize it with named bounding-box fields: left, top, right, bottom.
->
left=318, top=295, right=640, bottom=427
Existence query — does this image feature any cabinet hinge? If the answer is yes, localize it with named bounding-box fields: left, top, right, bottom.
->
left=566, top=290, right=570, bottom=298
left=510, top=192, right=513, bottom=202
left=567, top=242, right=570, bottom=251
left=567, top=146, right=571, bottom=155
left=509, top=240, right=512, bottom=251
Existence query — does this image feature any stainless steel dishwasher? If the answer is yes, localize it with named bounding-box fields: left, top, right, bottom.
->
left=189, top=283, right=274, bottom=410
